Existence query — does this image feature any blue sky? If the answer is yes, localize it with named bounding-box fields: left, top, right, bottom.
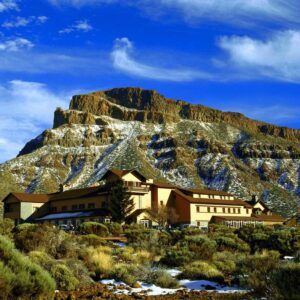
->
left=1, top=0, right=300, bottom=162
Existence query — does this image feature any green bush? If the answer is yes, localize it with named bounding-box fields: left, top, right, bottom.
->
left=160, top=248, right=194, bottom=267
left=14, top=223, right=69, bottom=257
left=237, top=250, right=280, bottom=295
left=79, top=222, right=109, bottom=237
left=212, top=251, right=237, bottom=276
left=50, top=263, right=79, bottom=291
left=107, top=222, right=123, bottom=235
left=0, top=235, right=55, bottom=298
left=0, top=260, right=14, bottom=299
left=110, top=263, right=148, bottom=286
left=184, top=235, right=217, bottom=260
left=78, top=234, right=107, bottom=247
left=180, top=261, right=224, bottom=283
left=213, top=236, right=250, bottom=253
left=270, top=262, right=300, bottom=300
left=0, top=218, right=14, bottom=238
left=148, top=269, right=179, bottom=288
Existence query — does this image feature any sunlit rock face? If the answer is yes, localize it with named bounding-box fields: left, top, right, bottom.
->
left=1, top=87, right=300, bottom=217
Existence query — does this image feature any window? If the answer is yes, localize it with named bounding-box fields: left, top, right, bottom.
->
left=197, top=221, right=201, bottom=227
left=72, top=204, right=78, bottom=211
left=233, top=208, right=236, bottom=214
left=160, top=201, right=163, bottom=206
left=4, top=203, right=11, bottom=213
left=78, top=204, right=85, bottom=209
left=196, top=206, right=200, bottom=213
left=222, top=207, right=226, bottom=213
left=207, top=207, right=211, bottom=213
left=102, top=201, right=108, bottom=208
left=246, top=209, right=249, bottom=214
left=214, top=207, right=217, bottom=213
left=238, top=208, right=241, bottom=214
left=228, top=208, right=231, bottom=213
left=61, top=206, right=67, bottom=211
left=51, top=207, right=57, bottom=212
left=88, top=203, right=95, bottom=209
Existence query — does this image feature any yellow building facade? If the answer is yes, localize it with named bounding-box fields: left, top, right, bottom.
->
left=2, top=169, right=284, bottom=228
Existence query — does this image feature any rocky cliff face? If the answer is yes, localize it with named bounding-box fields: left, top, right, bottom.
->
left=1, top=87, right=300, bottom=217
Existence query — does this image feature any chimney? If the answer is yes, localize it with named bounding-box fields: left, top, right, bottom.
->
left=59, top=184, right=64, bottom=193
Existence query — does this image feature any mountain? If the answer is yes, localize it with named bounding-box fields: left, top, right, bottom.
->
left=1, top=87, right=300, bottom=217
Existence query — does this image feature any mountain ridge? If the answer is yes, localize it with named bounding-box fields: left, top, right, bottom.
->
left=1, top=87, right=300, bottom=218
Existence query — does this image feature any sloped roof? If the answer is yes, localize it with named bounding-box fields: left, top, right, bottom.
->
left=173, top=189, right=253, bottom=208
left=2, top=193, right=49, bottom=203
left=49, top=186, right=101, bottom=201
left=180, top=187, right=233, bottom=196
left=252, top=213, right=284, bottom=222
left=101, top=169, right=148, bottom=181
left=152, top=181, right=175, bottom=188
left=35, top=208, right=110, bottom=221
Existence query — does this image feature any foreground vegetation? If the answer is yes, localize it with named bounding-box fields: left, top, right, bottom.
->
left=1, top=219, right=300, bottom=299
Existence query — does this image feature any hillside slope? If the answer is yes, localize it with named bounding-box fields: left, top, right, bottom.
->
left=1, top=88, right=300, bottom=217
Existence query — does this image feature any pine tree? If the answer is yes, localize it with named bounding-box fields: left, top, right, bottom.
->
left=110, top=180, right=135, bottom=223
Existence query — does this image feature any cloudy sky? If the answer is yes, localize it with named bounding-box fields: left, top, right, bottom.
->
left=1, top=0, right=300, bottom=162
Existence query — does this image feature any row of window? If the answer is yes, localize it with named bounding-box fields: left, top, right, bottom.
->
left=50, top=203, right=96, bottom=212
left=196, top=206, right=251, bottom=214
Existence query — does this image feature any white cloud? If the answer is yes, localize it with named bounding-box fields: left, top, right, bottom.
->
left=59, top=19, right=93, bottom=34
left=0, top=80, right=70, bottom=162
left=218, top=30, right=300, bottom=82
left=0, top=0, right=18, bottom=12
left=0, top=38, right=34, bottom=52
left=111, top=37, right=212, bottom=82
left=48, top=0, right=299, bottom=26
left=2, top=16, right=48, bottom=28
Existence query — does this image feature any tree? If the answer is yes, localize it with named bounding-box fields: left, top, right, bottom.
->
left=110, top=180, right=135, bottom=223
left=146, top=204, right=178, bottom=227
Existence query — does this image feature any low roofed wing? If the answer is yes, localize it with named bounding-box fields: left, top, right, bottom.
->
left=2, top=192, right=49, bottom=203
left=173, top=189, right=252, bottom=208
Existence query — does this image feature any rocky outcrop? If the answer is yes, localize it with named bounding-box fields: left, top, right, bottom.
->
left=66, top=88, right=300, bottom=142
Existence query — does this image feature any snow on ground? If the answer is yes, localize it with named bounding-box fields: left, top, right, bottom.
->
left=179, top=279, right=246, bottom=293
left=100, top=276, right=248, bottom=296
left=101, top=279, right=179, bottom=296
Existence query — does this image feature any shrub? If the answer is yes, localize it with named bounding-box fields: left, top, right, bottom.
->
left=212, top=251, right=237, bottom=276
left=180, top=261, right=224, bottom=283
left=270, top=262, right=300, bottom=299
left=148, top=269, right=179, bottom=288
left=50, top=263, right=79, bottom=291
left=213, top=236, right=250, bottom=253
left=0, top=235, right=55, bottom=298
left=78, top=234, right=107, bottom=247
left=14, top=223, right=68, bottom=257
left=160, top=248, right=194, bottom=267
left=119, top=247, right=152, bottom=264
left=107, top=222, right=123, bottom=235
left=237, top=250, right=280, bottom=295
left=184, top=235, right=217, bottom=260
left=110, top=263, right=148, bottom=286
left=0, top=218, right=14, bottom=238
left=82, top=246, right=113, bottom=278
left=79, top=222, right=108, bottom=237
left=0, top=260, right=14, bottom=298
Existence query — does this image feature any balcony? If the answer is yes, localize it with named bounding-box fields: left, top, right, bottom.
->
left=124, top=181, right=150, bottom=194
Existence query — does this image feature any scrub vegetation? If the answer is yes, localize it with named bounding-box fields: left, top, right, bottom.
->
left=0, top=219, right=300, bottom=299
